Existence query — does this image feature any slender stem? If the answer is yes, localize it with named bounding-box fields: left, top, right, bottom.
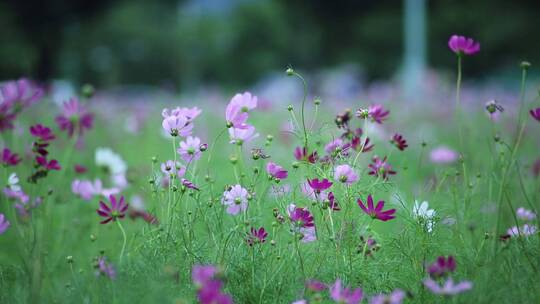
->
left=294, top=234, right=306, bottom=281
left=116, top=220, right=127, bottom=263
left=293, top=72, right=309, bottom=150
left=455, top=55, right=464, bottom=150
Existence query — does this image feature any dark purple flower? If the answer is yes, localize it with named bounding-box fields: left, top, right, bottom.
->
left=448, top=35, right=480, bottom=55
left=327, top=192, right=340, bottom=211
left=74, top=164, right=87, bottom=174
left=390, top=134, right=408, bottom=151
left=36, top=156, right=61, bottom=171
left=307, top=178, right=333, bottom=193
left=246, top=227, right=268, bottom=246
left=533, top=158, right=540, bottom=178
left=294, top=146, right=318, bottom=164
left=2, top=148, right=21, bottom=166
left=55, top=98, right=94, bottom=138
left=0, top=104, right=16, bottom=132
left=357, top=195, right=396, bottom=222
left=181, top=178, right=199, bottom=191
left=266, top=161, right=288, bottom=180
left=368, top=104, right=390, bottom=124
left=30, top=124, right=55, bottom=142
left=97, top=195, right=129, bottom=224
left=289, top=206, right=315, bottom=228
left=96, top=257, right=116, bottom=280
left=351, top=136, right=374, bottom=153
left=306, top=279, right=326, bottom=292
left=368, top=156, right=396, bottom=180
left=428, top=256, right=456, bottom=278
left=530, top=107, right=540, bottom=122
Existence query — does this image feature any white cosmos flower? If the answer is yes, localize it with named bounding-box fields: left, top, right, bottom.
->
left=95, top=148, right=127, bottom=175
left=8, top=173, right=21, bottom=192
left=413, top=200, right=436, bottom=232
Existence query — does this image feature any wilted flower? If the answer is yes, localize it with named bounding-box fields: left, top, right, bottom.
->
left=246, top=227, right=268, bottom=246
left=178, top=136, right=202, bottom=162
left=370, top=289, right=406, bottom=304
left=358, top=195, right=396, bottom=222
left=266, top=161, right=288, bottom=180
left=1, top=148, right=21, bottom=167
left=485, top=100, right=504, bottom=115
left=55, top=98, right=94, bottom=138
left=430, top=146, right=458, bottom=164
left=351, top=136, right=374, bottom=153
left=516, top=207, right=536, bottom=221
left=221, top=185, right=249, bottom=215
left=448, top=35, right=480, bottom=55
left=0, top=213, right=10, bottom=235
left=368, top=156, right=396, bottom=180
left=225, top=92, right=257, bottom=129
left=530, top=107, right=540, bottom=122
left=423, top=278, right=472, bottom=295
left=358, top=236, right=379, bottom=256
left=413, top=200, right=436, bottom=233
left=334, top=164, right=359, bottom=185
left=96, top=195, right=129, bottom=224
left=390, top=134, right=408, bottom=151
left=428, top=256, right=456, bottom=278
left=329, top=279, right=363, bottom=304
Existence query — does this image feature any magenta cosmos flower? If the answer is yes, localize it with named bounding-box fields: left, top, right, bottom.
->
left=36, top=156, right=61, bottom=171
left=246, top=227, right=268, bottom=246
left=448, top=35, right=480, bottom=55
left=0, top=213, right=10, bottom=235
left=428, top=256, right=456, bottom=278
left=307, top=178, right=333, bottom=193
left=192, top=265, right=218, bottom=287
left=178, top=136, right=202, bottom=162
left=30, top=124, right=56, bottom=142
left=390, top=133, right=408, bottom=151
left=287, top=204, right=317, bottom=242
left=368, top=156, right=396, bottom=180
left=1, top=148, right=21, bottom=167
left=329, top=279, right=363, bottom=304
left=192, top=265, right=232, bottom=304
left=368, top=104, right=390, bottom=124
left=358, top=195, right=396, bottom=221
left=423, top=278, right=472, bottom=296
left=225, top=91, right=257, bottom=129
left=96, top=195, right=129, bottom=224
left=370, top=289, right=406, bottom=304
left=530, top=107, right=540, bottom=122
left=294, top=146, right=318, bottom=163
left=221, top=185, right=249, bottom=215
left=306, top=279, right=326, bottom=292
left=334, top=164, right=358, bottom=185
left=266, top=161, right=288, bottom=180
left=55, top=98, right=94, bottom=138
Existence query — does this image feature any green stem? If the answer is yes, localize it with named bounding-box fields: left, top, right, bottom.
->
left=116, top=220, right=127, bottom=263
left=293, top=72, right=309, bottom=150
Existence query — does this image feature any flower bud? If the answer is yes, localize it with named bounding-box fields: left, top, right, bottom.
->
left=151, top=156, right=158, bottom=163
left=81, top=84, right=95, bottom=98
left=199, top=143, right=208, bottom=152
left=229, top=155, right=238, bottom=164
left=520, top=61, right=531, bottom=70
left=286, top=67, right=294, bottom=76
left=287, top=104, right=294, bottom=112
left=266, top=135, right=273, bottom=142
left=66, top=256, right=74, bottom=264
left=314, top=97, right=321, bottom=106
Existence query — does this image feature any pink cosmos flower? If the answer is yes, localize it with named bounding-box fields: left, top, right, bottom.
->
left=530, top=107, right=540, bottom=122
left=96, top=257, right=116, bottom=280
left=329, top=279, right=363, bottom=304
left=368, top=156, right=396, bottom=180
left=0, top=213, right=10, bottom=235
left=301, top=181, right=328, bottom=202
left=357, top=195, right=396, bottom=222
left=225, top=92, right=257, bottom=129
left=246, top=227, right=268, bottom=246
left=351, top=136, right=374, bottom=153
left=192, top=265, right=218, bottom=287
left=370, top=289, right=406, bottom=304
left=181, top=178, right=200, bottom=191
left=507, top=224, right=537, bottom=237
left=368, top=104, right=390, bottom=124
left=96, top=195, right=129, bottom=224
left=228, top=125, right=259, bottom=144
left=334, top=164, right=358, bottom=185
left=306, top=279, right=326, bottom=292
left=3, top=188, right=30, bottom=204
left=162, top=106, right=202, bottom=122
left=0, top=79, right=43, bottom=132
left=1, top=148, right=21, bottom=166
left=160, top=160, right=186, bottom=177
left=448, top=35, right=480, bottom=55
left=423, top=278, right=472, bottom=295
left=178, top=136, right=202, bottom=162
left=325, top=138, right=346, bottom=154
left=327, top=192, right=341, bottom=211
left=162, top=113, right=193, bottom=137
left=55, top=98, right=94, bottom=138
left=430, top=146, right=458, bottom=164
left=266, top=161, right=288, bottom=180
left=192, top=265, right=232, bottom=304
left=428, top=256, right=456, bottom=278
left=516, top=207, right=536, bottom=221
left=221, top=185, right=249, bottom=215
left=72, top=179, right=103, bottom=200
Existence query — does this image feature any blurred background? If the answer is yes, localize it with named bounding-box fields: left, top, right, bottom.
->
left=1, top=0, right=539, bottom=95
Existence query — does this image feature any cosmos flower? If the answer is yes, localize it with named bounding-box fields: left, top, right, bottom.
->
left=327, top=192, right=341, bottom=211
left=96, top=195, right=129, bottom=224
left=413, top=200, right=436, bottom=233
left=72, top=179, right=103, bottom=200
left=96, top=257, right=116, bottom=280
left=181, top=178, right=200, bottom=191
left=162, top=106, right=202, bottom=123
left=192, top=265, right=232, bottom=304
left=325, top=138, right=347, bottom=155
left=516, top=207, right=536, bottom=221
left=0, top=79, right=43, bottom=132
left=368, top=156, right=396, bottom=180
left=246, top=227, right=268, bottom=246
left=160, top=160, right=186, bottom=178
left=370, top=289, right=406, bottom=304
left=192, top=265, right=218, bottom=287
left=228, top=125, right=259, bottom=145
left=29, top=124, right=56, bottom=142
left=36, top=156, right=61, bottom=171
left=334, top=164, right=359, bottom=185
left=0, top=213, right=10, bottom=235
left=162, top=114, right=193, bottom=137
left=307, top=178, right=333, bottom=193
left=351, top=136, right=374, bottom=153
left=306, top=280, right=326, bottom=292
left=428, top=256, right=456, bottom=278
left=266, top=161, right=288, bottom=180
left=74, top=164, right=87, bottom=174
left=357, top=195, right=396, bottom=222
left=507, top=224, right=537, bottom=237
left=221, top=185, right=249, bottom=215
left=430, top=146, right=458, bottom=164
left=530, top=108, right=540, bottom=122
left=448, top=35, right=480, bottom=55
left=225, top=92, right=257, bottom=129
left=287, top=204, right=317, bottom=243
left=55, top=98, right=94, bottom=138
left=423, top=278, right=472, bottom=295
left=368, top=104, right=390, bottom=124
left=294, top=146, right=318, bottom=163
left=390, top=134, right=408, bottom=151
left=95, top=148, right=127, bottom=175
left=329, top=279, right=363, bottom=304
left=1, top=148, right=21, bottom=167
left=178, top=136, right=202, bottom=162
